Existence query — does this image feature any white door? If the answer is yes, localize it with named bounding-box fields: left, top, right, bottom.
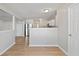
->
left=68, top=4, right=79, bottom=56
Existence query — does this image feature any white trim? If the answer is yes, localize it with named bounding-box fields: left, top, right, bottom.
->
left=16, top=35, right=24, bottom=36
left=13, top=16, right=15, bottom=30
left=0, top=42, right=15, bottom=55
left=29, top=45, right=58, bottom=47
left=0, top=42, right=68, bottom=56
left=58, top=46, right=68, bottom=56
left=68, top=7, right=71, bottom=56
left=29, top=44, right=68, bottom=55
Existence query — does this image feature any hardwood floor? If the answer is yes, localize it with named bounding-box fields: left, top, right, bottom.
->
left=2, top=36, right=65, bottom=56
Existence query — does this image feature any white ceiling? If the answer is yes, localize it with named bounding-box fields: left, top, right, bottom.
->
left=0, top=3, right=72, bottom=20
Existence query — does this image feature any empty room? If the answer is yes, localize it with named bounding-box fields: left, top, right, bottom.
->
left=0, top=3, right=79, bottom=56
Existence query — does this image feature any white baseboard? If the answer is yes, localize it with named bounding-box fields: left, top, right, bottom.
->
left=0, top=42, right=68, bottom=56
left=29, top=44, right=68, bottom=56
left=0, top=42, right=15, bottom=55
left=58, top=46, right=68, bottom=56
left=29, top=45, right=58, bottom=47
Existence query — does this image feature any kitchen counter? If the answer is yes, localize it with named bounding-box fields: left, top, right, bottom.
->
left=29, top=28, right=58, bottom=47
left=32, top=26, right=57, bottom=28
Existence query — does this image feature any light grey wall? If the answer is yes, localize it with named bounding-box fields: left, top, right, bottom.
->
left=56, top=7, right=68, bottom=53
left=0, top=20, right=12, bottom=30
left=15, top=20, right=25, bottom=36
left=0, top=30, right=15, bottom=54
left=0, top=9, right=12, bottom=21
left=0, top=9, right=13, bottom=30
left=0, top=9, right=16, bottom=55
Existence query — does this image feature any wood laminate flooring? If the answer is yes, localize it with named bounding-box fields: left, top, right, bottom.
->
left=2, top=36, right=65, bottom=56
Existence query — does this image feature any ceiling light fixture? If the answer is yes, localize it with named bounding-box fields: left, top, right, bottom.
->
left=41, top=8, right=52, bottom=13
left=43, top=9, right=49, bottom=13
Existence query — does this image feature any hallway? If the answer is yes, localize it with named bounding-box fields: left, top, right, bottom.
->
left=2, top=37, right=65, bottom=56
